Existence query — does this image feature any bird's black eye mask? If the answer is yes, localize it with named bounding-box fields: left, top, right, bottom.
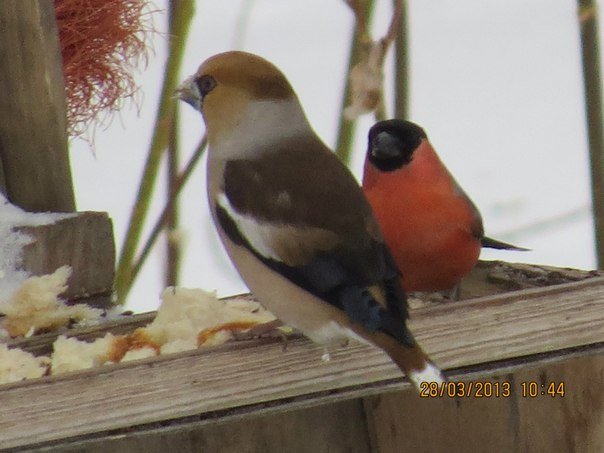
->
left=367, top=120, right=427, bottom=172
left=196, top=74, right=217, bottom=98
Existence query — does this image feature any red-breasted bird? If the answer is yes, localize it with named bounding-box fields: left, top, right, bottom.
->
left=176, top=52, right=444, bottom=390
left=362, top=119, right=527, bottom=292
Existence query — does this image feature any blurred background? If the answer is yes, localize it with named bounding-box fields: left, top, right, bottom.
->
left=68, top=0, right=600, bottom=312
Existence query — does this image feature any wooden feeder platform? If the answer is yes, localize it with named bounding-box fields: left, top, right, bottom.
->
left=1, top=261, right=604, bottom=452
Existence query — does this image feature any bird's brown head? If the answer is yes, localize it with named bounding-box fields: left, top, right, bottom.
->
left=176, top=51, right=298, bottom=145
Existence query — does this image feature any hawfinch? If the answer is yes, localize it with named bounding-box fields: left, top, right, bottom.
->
left=176, top=51, right=444, bottom=390
left=362, top=119, right=527, bottom=292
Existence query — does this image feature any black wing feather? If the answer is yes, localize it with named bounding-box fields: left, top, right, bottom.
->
left=216, top=204, right=414, bottom=346
left=217, top=135, right=414, bottom=345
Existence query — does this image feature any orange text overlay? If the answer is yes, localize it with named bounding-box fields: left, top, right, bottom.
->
left=419, top=381, right=566, bottom=398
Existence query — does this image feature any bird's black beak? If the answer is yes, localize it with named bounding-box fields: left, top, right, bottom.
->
left=371, top=132, right=402, bottom=160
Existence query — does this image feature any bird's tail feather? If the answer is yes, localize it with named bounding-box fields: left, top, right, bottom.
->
left=481, top=236, right=530, bottom=251
left=370, top=331, right=445, bottom=392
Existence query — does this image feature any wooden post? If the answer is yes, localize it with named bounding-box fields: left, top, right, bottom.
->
left=0, top=0, right=75, bottom=213
left=18, top=212, right=116, bottom=304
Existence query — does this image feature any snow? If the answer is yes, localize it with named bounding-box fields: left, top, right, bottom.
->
left=0, top=194, right=74, bottom=303
left=68, top=1, right=602, bottom=312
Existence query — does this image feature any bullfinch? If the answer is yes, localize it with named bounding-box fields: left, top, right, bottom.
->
left=176, top=51, right=444, bottom=390
left=362, top=119, right=527, bottom=293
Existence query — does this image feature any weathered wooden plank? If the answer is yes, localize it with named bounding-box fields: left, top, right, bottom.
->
left=515, top=355, right=604, bottom=453
left=0, top=0, right=75, bottom=212
left=407, top=276, right=604, bottom=369
left=363, top=376, right=517, bottom=453
left=363, top=354, right=604, bottom=453
left=18, top=350, right=604, bottom=453
left=18, top=211, right=115, bottom=303
left=0, top=277, right=603, bottom=449
left=31, top=399, right=372, bottom=453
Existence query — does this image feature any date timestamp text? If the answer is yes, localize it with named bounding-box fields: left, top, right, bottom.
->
left=419, top=381, right=565, bottom=398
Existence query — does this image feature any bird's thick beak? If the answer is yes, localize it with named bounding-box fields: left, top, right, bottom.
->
left=371, top=132, right=402, bottom=159
left=175, top=76, right=202, bottom=111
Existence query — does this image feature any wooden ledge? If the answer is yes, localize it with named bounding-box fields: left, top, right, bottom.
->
left=1, top=276, right=604, bottom=450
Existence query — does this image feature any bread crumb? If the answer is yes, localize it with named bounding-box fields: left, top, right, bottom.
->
left=0, top=344, right=49, bottom=384
left=51, top=333, right=116, bottom=375
left=121, top=346, right=157, bottom=362
left=2, top=288, right=278, bottom=384
left=0, top=266, right=103, bottom=337
left=160, top=339, right=197, bottom=354
left=141, top=287, right=276, bottom=351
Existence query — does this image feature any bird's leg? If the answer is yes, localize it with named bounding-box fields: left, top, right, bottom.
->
left=444, top=284, right=461, bottom=301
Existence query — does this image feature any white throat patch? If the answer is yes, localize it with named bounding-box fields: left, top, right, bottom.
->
left=211, top=99, right=311, bottom=160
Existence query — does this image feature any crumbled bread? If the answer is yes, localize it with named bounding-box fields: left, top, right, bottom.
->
left=51, top=333, right=117, bottom=375
left=0, top=266, right=103, bottom=337
left=51, top=330, right=160, bottom=375
left=0, top=344, right=49, bottom=384
left=2, top=287, right=278, bottom=385
left=159, top=338, right=197, bottom=355
left=106, top=329, right=160, bottom=363
left=141, top=287, right=276, bottom=351
left=46, top=289, right=274, bottom=376
left=121, top=347, right=157, bottom=362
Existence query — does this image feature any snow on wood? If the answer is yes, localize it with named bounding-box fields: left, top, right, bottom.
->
left=0, top=194, right=73, bottom=302
left=0, top=194, right=114, bottom=306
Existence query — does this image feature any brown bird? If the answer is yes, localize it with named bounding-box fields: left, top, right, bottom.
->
left=176, top=51, right=444, bottom=389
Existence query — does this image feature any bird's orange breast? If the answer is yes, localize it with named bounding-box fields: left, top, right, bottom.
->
left=363, top=144, right=481, bottom=291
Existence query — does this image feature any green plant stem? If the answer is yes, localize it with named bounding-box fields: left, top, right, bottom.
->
left=115, top=0, right=195, bottom=303
left=130, top=136, right=207, bottom=286
left=165, top=103, right=180, bottom=287
left=578, top=0, right=604, bottom=268
left=393, top=0, right=408, bottom=119
left=335, top=0, right=375, bottom=165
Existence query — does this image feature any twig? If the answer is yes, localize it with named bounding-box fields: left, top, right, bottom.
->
left=577, top=0, right=604, bottom=268
left=115, top=0, right=195, bottom=303
left=335, top=0, right=376, bottom=164
left=345, top=0, right=370, bottom=41
left=384, top=0, right=403, bottom=44
left=393, top=0, right=409, bottom=119
left=165, top=103, right=180, bottom=287
left=340, top=0, right=404, bottom=122
left=130, top=136, right=208, bottom=286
